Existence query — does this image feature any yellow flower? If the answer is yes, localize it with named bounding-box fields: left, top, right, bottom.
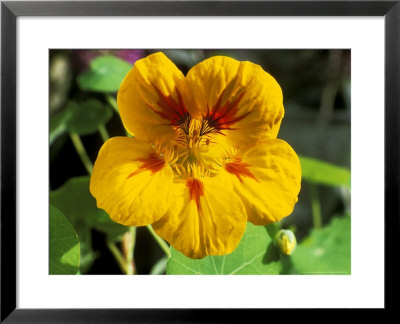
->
left=90, top=52, right=301, bottom=259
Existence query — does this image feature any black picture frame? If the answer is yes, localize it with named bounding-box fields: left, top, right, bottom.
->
left=1, top=0, right=398, bottom=321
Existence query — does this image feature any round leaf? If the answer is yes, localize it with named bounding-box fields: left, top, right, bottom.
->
left=77, top=55, right=132, bottom=92
left=65, top=99, right=112, bottom=136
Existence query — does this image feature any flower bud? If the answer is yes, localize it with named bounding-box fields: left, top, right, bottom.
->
left=275, top=229, right=297, bottom=255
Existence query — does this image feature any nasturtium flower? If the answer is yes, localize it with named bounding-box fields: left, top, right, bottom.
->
left=90, top=52, right=301, bottom=259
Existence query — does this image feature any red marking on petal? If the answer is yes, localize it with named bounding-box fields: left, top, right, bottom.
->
left=186, top=178, right=204, bottom=211
left=147, top=86, right=189, bottom=126
left=203, top=90, right=250, bottom=134
left=225, top=158, right=259, bottom=183
left=127, top=153, right=165, bottom=179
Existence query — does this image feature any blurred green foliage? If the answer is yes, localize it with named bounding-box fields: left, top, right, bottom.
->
left=50, top=176, right=129, bottom=273
left=49, top=205, right=80, bottom=275
left=292, top=215, right=351, bottom=274
left=50, top=99, right=113, bottom=144
left=77, top=55, right=133, bottom=92
left=49, top=49, right=351, bottom=275
left=300, top=156, right=351, bottom=189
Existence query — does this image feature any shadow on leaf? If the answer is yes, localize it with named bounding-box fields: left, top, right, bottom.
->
left=262, top=243, right=280, bottom=265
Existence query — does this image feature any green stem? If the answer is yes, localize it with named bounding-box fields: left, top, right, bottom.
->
left=105, top=94, right=132, bottom=138
left=146, top=225, right=170, bottom=257
left=106, top=239, right=128, bottom=274
left=69, top=133, right=93, bottom=174
left=98, top=125, right=110, bottom=142
left=105, top=94, right=119, bottom=113
left=69, top=127, right=136, bottom=275
left=128, top=227, right=136, bottom=258
left=126, top=227, right=136, bottom=275
left=310, top=183, right=322, bottom=229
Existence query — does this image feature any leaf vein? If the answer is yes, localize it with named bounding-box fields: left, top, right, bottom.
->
left=228, top=251, right=265, bottom=275
left=171, top=258, right=202, bottom=275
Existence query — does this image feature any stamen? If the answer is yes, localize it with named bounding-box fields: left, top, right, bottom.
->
left=172, top=162, right=210, bottom=180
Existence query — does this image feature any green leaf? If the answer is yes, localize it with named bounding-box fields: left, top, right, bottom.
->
left=50, top=176, right=128, bottom=240
left=49, top=205, right=80, bottom=274
left=299, top=155, right=351, bottom=188
left=167, top=222, right=282, bottom=275
left=77, top=55, right=132, bottom=92
left=291, top=215, right=351, bottom=274
left=65, top=99, right=112, bottom=136
left=75, top=227, right=98, bottom=273
left=50, top=176, right=129, bottom=273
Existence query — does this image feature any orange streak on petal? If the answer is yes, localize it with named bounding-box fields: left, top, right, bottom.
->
left=127, top=153, right=165, bottom=179
left=147, top=86, right=188, bottom=125
left=186, top=178, right=204, bottom=211
left=206, top=90, right=249, bottom=132
left=225, top=158, right=259, bottom=183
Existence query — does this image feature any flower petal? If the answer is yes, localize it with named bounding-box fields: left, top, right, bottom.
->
left=152, top=176, right=247, bottom=259
left=223, top=139, right=301, bottom=225
left=117, top=52, right=189, bottom=144
left=186, top=56, right=284, bottom=149
left=90, top=137, right=173, bottom=226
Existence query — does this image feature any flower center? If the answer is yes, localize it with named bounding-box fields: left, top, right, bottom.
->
left=172, top=114, right=220, bottom=168
left=175, top=115, right=216, bottom=149
left=152, top=88, right=254, bottom=182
